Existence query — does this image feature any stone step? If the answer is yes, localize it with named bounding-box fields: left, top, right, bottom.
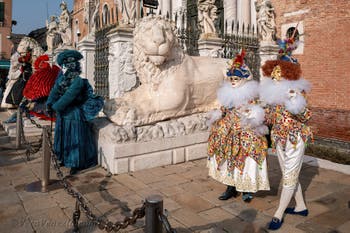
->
left=3, top=122, right=55, bottom=137
left=0, top=135, right=11, bottom=144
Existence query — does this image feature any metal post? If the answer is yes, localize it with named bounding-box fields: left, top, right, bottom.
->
left=145, top=195, right=163, bottom=233
left=41, top=126, right=51, bottom=192
left=15, top=109, right=22, bottom=149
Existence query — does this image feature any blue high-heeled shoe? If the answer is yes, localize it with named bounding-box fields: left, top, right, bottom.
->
left=268, top=217, right=283, bottom=230
left=285, top=207, right=309, bottom=216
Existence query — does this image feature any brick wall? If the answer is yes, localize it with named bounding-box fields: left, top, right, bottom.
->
left=310, top=107, right=350, bottom=141
left=271, top=0, right=350, bottom=142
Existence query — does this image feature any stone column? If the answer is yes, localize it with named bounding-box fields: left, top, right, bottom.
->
left=224, top=0, right=237, bottom=33
left=250, top=0, right=257, bottom=28
left=242, top=0, right=251, bottom=26
left=161, top=0, right=171, bottom=18
left=237, top=0, right=251, bottom=29
left=259, top=42, right=279, bottom=79
left=237, top=0, right=242, bottom=25
left=198, top=36, right=224, bottom=57
left=106, top=26, right=137, bottom=99
left=77, top=36, right=96, bottom=87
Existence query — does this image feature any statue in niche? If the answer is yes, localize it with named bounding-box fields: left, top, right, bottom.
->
left=117, top=0, right=137, bottom=25
left=58, top=1, right=72, bottom=46
left=46, top=15, right=59, bottom=53
left=255, top=0, right=276, bottom=42
left=198, top=0, right=217, bottom=36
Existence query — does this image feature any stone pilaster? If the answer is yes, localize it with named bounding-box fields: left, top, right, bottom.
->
left=224, top=0, right=237, bottom=33
left=106, top=26, right=137, bottom=99
left=77, top=35, right=96, bottom=87
left=259, top=41, right=279, bottom=79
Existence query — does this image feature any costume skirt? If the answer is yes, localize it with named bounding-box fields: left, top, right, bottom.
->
left=54, top=108, right=97, bottom=169
left=208, top=155, right=270, bottom=193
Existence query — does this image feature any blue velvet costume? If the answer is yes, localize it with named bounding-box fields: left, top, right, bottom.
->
left=47, top=50, right=98, bottom=170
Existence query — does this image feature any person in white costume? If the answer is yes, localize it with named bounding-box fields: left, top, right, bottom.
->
left=207, top=49, right=270, bottom=203
left=260, top=37, right=313, bottom=230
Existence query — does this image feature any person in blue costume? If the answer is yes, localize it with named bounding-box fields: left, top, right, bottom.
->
left=47, top=50, right=101, bottom=175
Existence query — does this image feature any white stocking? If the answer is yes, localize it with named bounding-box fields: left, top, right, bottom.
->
left=294, top=183, right=307, bottom=211
left=273, top=186, right=295, bottom=220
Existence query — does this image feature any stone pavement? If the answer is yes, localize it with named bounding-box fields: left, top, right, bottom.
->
left=0, top=139, right=350, bottom=233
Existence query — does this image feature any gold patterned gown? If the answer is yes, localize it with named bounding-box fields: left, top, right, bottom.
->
left=207, top=105, right=270, bottom=193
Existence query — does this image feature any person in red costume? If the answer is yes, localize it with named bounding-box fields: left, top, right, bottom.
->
left=22, top=54, right=60, bottom=120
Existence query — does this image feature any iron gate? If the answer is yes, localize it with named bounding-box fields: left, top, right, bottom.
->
left=220, top=21, right=260, bottom=80
left=94, top=24, right=115, bottom=98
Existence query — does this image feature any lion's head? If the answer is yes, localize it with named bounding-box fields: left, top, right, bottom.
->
left=133, top=16, right=184, bottom=85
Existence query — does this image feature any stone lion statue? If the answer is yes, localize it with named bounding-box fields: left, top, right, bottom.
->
left=104, top=16, right=227, bottom=126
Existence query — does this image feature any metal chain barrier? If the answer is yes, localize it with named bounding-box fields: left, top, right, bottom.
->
left=18, top=107, right=176, bottom=232
left=159, top=210, right=177, bottom=233
left=44, top=128, right=146, bottom=232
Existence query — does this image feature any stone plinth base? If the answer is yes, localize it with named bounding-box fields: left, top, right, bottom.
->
left=94, top=118, right=209, bottom=174
left=198, top=36, right=223, bottom=57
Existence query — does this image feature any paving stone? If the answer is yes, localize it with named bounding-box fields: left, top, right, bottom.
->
left=273, top=223, right=307, bottom=233
left=129, top=169, right=166, bottom=184
left=221, top=200, right=248, bottom=217
left=16, top=188, right=50, bottom=202
left=23, top=195, right=58, bottom=213
left=215, top=217, right=250, bottom=233
left=163, top=197, right=182, bottom=211
left=247, top=196, right=275, bottom=211
left=162, top=173, right=189, bottom=186
left=308, top=208, right=350, bottom=229
left=173, top=193, right=215, bottom=213
left=106, top=184, right=134, bottom=198
left=0, top=204, right=26, bottom=223
left=296, top=219, right=337, bottom=233
left=51, top=189, right=77, bottom=209
left=199, top=190, right=227, bottom=207
left=28, top=206, right=70, bottom=233
left=179, top=180, right=213, bottom=195
left=0, top=217, right=34, bottom=233
left=198, top=207, right=234, bottom=224
left=159, top=185, right=185, bottom=197
left=167, top=217, right=192, bottom=233
left=171, top=208, right=209, bottom=227
left=149, top=166, right=178, bottom=177
left=337, top=220, right=350, bottom=233
left=113, top=173, right=148, bottom=191
left=180, top=166, right=208, bottom=179
left=0, top=189, right=21, bottom=207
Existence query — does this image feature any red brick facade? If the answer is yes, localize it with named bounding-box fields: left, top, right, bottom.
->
left=271, top=0, right=350, bottom=142
left=0, top=0, right=13, bottom=60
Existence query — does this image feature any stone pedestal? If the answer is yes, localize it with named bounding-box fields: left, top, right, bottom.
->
left=77, top=35, right=96, bottom=88
left=198, top=35, right=223, bottom=57
left=93, top=114, right=209, bottom=174
left=259, top=41, right=279, bottom=79
left=106, top=26, right=137, bottom=99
